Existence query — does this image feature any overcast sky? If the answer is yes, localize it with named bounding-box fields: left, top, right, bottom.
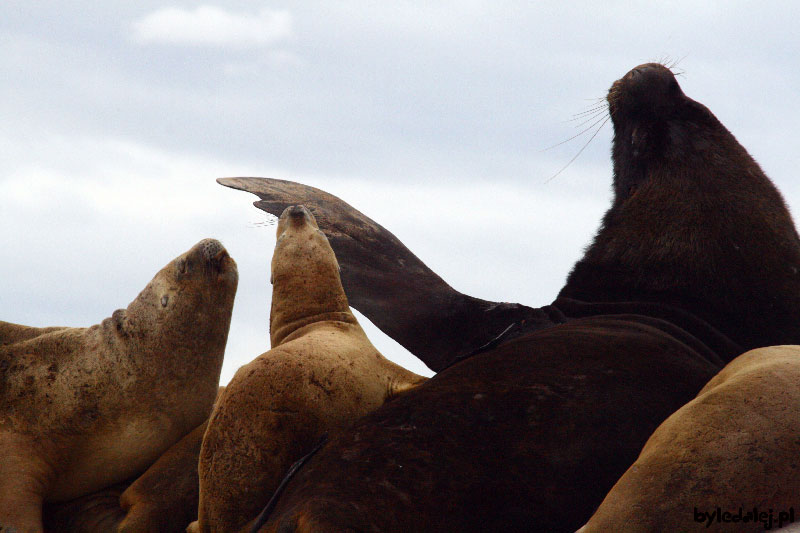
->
left=2, top=2, right=799, bottom=382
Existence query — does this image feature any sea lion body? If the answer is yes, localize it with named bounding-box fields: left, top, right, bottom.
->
left=235, top=64, right=800, bottom=532
left=579, top=345, right=800, bottom=533
left=0, top=239, right=237, bottom=532
left=191, top=206, right=425, bottom=532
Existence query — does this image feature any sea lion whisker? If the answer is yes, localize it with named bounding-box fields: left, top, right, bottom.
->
left=569, top=104, right=609, bottom=119
left=544, top=115, right=611, bottom=183
left=541, top=113, right=609, bottom=153
left=565, top=108, right=607, bottom=126
left=247, top=219, right=277, bottom=228
left=574, top=101, right=607, bottom=112
left=664, top=54, right=688, bottom=73
left=571, top=109, right=612, bottom=130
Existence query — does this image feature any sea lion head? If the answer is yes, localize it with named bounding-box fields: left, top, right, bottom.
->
left=269, top=205, right=350, bottom=346
left=109, top=238, right=238, bottom=374
left=606, top=62, right=739, bottom=203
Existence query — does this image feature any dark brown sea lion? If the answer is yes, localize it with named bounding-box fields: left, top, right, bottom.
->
left=221, top=63, right=800, bottom=532
left=0, top=239, right=237, bottom=533
left=188, top=206, right=426, bottom=532
left=578, top=345, right=800, bottom=533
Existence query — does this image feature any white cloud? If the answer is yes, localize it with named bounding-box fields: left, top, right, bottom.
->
left=132, top=6, right=292, bottom=48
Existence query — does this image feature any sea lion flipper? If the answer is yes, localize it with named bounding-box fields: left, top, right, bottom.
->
left=218, top=177, right=546, bottom=371
left=117, top=420, right=209, bottom=532
left=43, top=483, right=128, bottom=533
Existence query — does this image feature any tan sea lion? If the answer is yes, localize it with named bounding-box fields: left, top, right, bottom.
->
left=223, top=63, right=800, bottom=532
left=578, top=345, right=800, bottom=533
left=0, top=238, right=238, bottom=533
left=189, top=205, right=426, bottom=533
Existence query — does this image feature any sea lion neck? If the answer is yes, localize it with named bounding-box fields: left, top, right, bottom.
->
left=269, top=205, right=354, bottom=347
left=558, top=63, right=800, bottom=355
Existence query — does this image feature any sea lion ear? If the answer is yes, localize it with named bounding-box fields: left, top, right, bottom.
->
left=111, top=309, right=128, bottom=335
left=176, top=258, right=188, bottom=276
left=270, top=271, right=274, bottom=285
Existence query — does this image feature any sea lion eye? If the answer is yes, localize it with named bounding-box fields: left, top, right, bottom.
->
left=177, top=259, right=187, bottom=274
left=161, top=295, right=169, bottom=307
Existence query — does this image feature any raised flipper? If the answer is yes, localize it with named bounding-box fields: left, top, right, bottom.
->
left=218, top=177, right=559, bottom=371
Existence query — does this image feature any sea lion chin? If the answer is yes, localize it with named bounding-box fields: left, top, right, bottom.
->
left=0, top=239, right=237, bottom=533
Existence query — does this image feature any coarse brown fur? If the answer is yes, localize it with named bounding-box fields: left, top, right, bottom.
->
left=0, top=239, right=237, bottom=533
left=189, top=206, right=426, bottom=533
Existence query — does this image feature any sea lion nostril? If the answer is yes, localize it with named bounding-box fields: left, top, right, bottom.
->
left=288, top=205, right=307, bottom=218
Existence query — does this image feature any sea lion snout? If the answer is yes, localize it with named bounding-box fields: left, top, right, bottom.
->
left=287, top=205, right=309, bottom=219
left=197, top=238, right=226, bottom=261
left=276, top=205, right=320, bottom=240
left=179, top=239, right=237, bottom=283
left=608, top=62, right=684, bottom=120
left=282, top=205, right=314, bottom=226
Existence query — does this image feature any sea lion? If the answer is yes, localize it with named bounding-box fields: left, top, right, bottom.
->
left=223, top=63, right=800, bottom=532
left=578, top=345, right=800, bottom=533
left=189, top=206, right=426, bottom=532
left=0, top=238, right=238, bottom=533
